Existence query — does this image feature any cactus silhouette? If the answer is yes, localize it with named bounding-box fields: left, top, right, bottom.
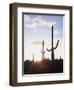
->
left=41, top=40, right=45, bottom=60
left=46, top=25, right=59, bottom=61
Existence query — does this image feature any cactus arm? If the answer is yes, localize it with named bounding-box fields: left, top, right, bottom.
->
left=46, top=48, right=52, bottom=52
left=54, top=40, right=59, bottom=49
left=46, top=40, right=59, bottom=52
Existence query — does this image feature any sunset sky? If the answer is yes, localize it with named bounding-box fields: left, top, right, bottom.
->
left=24, top=14, right=64, bottom=61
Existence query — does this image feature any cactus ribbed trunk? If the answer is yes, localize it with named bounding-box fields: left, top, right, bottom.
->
left=33, top=54, right=34, bottom=62
left=42, top=40, right=45, bottom=60
left=51, top=26, right=54, bottom=60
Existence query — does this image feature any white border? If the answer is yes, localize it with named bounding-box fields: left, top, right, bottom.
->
left=17, top=7, right=70, bottom=82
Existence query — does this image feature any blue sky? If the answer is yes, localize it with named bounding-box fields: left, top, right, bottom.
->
left=24, top=14, right=64, bottom=61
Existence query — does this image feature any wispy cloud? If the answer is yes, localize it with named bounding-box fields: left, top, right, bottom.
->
left=24, top=15, right=56, bottom=29
left=32, top=40, right=51, bottom=45
left=32, top=41, right=41, bottom=45
left=54, top=30, right=60, bottom=35
left=32, top=40, right=48, bottom=45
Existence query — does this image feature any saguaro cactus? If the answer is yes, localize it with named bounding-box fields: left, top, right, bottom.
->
left=46, top=25, right=59, bottom=61
left=41, top=40, right=45, bottom=60
left=32, top=54, right=34, bottom=62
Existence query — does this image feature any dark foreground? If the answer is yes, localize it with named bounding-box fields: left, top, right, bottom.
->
left=24, top=59, right=63, bottom=74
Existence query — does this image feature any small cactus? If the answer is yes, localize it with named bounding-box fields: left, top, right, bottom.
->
left=41, top=40, right=45, bottom=60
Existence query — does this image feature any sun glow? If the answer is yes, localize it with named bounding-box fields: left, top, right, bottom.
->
left=24, top=42, right=42, bottom=61
left=24, top=40, right=64, bottom=62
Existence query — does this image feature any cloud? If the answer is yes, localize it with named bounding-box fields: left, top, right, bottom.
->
left=24, top=15, right=56, bottom=29
left=32, top=40, right=48, bottom=45
left=32, top=41, right=42, bottom=45
left=48, top=21, right=56, bottom=27
left=25, top=23, right=37, bottom=28
left=33, top=16, right=56, bottom=27
left=54, top=30, right=60, bottom=35
left=33, top=16, right=47, bottom=26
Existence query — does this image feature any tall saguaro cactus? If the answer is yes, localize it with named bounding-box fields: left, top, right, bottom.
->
left=46, top=25, right=59, bottom=61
